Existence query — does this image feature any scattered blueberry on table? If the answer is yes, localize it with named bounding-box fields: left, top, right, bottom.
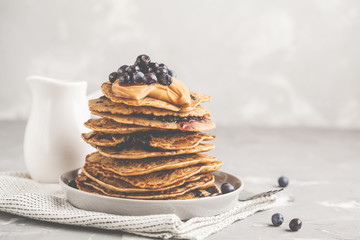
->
left=289, top=218, right=302, bottom=231
left=278, top=176, right=289, bottom=187
left=271, top=213, right=284, bottom=226
left=221, top=182, right=235, bottom=194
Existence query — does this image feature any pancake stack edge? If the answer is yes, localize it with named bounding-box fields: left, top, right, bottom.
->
left=75, top=81, right=222, bottom=200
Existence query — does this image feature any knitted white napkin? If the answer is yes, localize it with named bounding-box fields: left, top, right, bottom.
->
left=0, top=172, right=281, bottom=240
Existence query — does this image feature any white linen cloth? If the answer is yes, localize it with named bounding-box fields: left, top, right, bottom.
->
left=0, top=172, right=281, bottom=240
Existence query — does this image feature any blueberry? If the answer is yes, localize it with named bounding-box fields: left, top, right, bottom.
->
left=140, top=66, right=153, bottom=73
left=221, top=182, right=235, bottom=194
left=289, top=218, right=302, bottom=231
left=271, top=213, right=284, bottom=226
left=144, top=73, right=157, bottom=85
left=118, top=65, right=128, bottom=74
left=166, top=116, right=176, bottom=122
left=158, top=63, right=168, bottom=69
left=128, top=74, right=135, bottom=84
left=156, top=67, right=168, bottom=76
left=134, top=71, right=145, bottom=84
left=158, top=73, right=172, bottom=86
left=135, top=54, right=151, bottom=67
left=133, top=65, right=140, bottom=72
left=278, top=176, right=289, bottom=187
left=125, top=65, right=137, bottom=74
left=118, top=72, right=130, bottom=84
left=108, top=72, right=118, bottom=83
left=168, top=69, right=177, bottom=78
left=149, top=62, right=159, bottom=70
left=128, top=72, right=135, bottom=83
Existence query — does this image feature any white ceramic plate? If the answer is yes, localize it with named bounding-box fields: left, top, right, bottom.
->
left=60, top=169, right=244, bottom=220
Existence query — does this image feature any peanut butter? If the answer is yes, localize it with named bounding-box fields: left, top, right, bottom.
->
left=111, top=78, right=192, bottom=109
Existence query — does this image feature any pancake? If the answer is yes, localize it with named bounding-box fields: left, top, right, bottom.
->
left=149, top=132, right=214, bottom=149
left=92, top=111, right=216, bottom=132
left=78, top=172, right=215, bottom=200
left=95, top=161, right=223, bottom=189
left=101, top=81, right=212, bottom=112
left=83, top=164, right=205, bottom=193
left=89, top=97, right=210, bottom=117
left=85, top=152, right=218, bottom=176
left=77, top=175, right=219, bottom=200
left=82, top=131, right=215, bottom=150
left=84, top=118, right=155, bottom=134
left=82, top=164, right=204, bottom=193
left=75, top=173, right=219, bottom=200
left=97, top=143, right=214, bottom=159
left=76, top=173, right=103, bottom=195
left=82, top=131, right=125, bottom=147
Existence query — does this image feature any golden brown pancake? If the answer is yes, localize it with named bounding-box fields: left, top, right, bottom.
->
left=75, top=174, right=103, bottom=195
left=82, top=164, right=204, bottom=193
left=97, top=143, right=214, bottom=159
left=85, top=152, right=218, bottom=176
left=94, top=161, right=223, bottom=189
left=89, top=97, right=210, bottom=117
left=78, top=173, right=214, bottom=200
left=91, top=111, right=216, bottom=132
left=84, top=118, right=155, bottom=134
left=82, top=131, right=215, bottom=150
left=148, top=132, right=215, bottom=149
left=101, top=81, right=212, bottom=112
left=75, top=173, right=220, bottom=200
left=75, top=173, right=219, bottom=200
left=82, top=131, right=125, bottom=147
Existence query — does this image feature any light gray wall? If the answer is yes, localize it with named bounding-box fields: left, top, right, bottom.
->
left=1, top=0, right=360, bottom=128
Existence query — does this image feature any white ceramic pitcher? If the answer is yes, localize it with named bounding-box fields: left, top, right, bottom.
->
left=24, top=76, right=92, bottom=183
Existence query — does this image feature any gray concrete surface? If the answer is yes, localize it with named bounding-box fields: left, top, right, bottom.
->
left=1, top=121, right=360, bottom=239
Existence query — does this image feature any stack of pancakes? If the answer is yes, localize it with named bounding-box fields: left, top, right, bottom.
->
left=75, top=81, right=222, bottom=200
